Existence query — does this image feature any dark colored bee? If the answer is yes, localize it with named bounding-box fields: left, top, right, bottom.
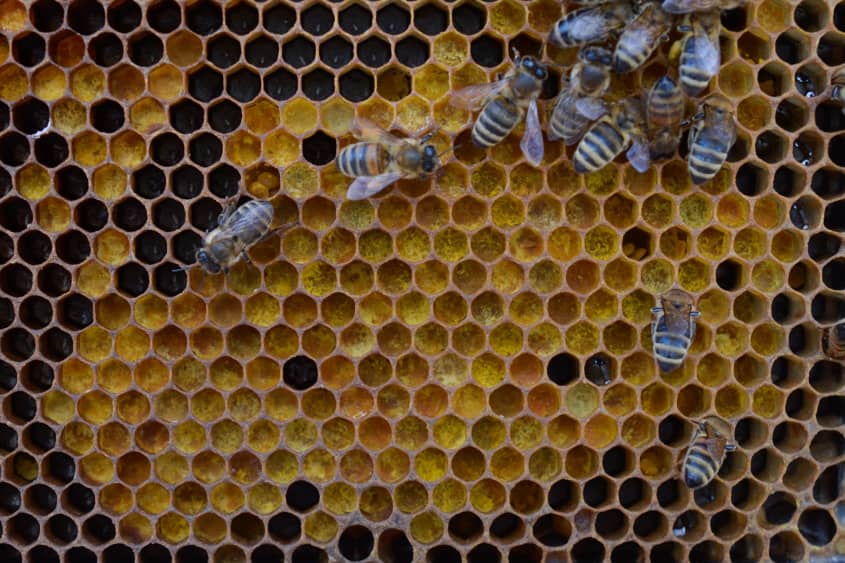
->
left=682, top=416, right=735, bottom=490
left=823, top=322, right=845, bottom=360
left=688, top=94, right=736, bottom=185
left=549, top=2, right=634, bottom=48
left=652, top=288, right=699, bottom=373
left=195, top=199, right=274, bottom=275
left=613, top=1, right=674, bottom=74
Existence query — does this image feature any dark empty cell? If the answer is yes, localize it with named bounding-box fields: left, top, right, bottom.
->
left=12, top=33, right=46, bottom=67
left=809, top=233, right=840, bottom=262
left=0, top=197, right=32, bottom=232
left=41, top=327, right=73, bottom=361
left=831, top=134, right=845, bottom=167
left=147, top=0, right=181, bottom=33
left=320, top=36, right=353, bottom=69
left=264, top=2, right=295, bottom=34
left=226, top=2, right=258, bottom=34
left=45, top=451, right=75, bottom=484
left=720, top=6, right=747, bottom=31
left=0, top=482, right=20, bottom=513
left=818, top=395, right=845, bottom=427
left=812, top=293, right=845, bottom=323
left=34, top=133, right=70, bottom=167
left=189, top=133, right=223, bottom=167
left=107, top=0, right=141, bottom=32
left=0, top=297, right=12, bottom=328
left=172, top=165, right=204, bottom=199
left=755, top=130, right=786, bottom=163
left=48, top=513, right=78, bottom=543
left=339, top=4, right=372, bottom=35
left=26, top=422, right=56, bottom=452
left=0, top=423, right=17, bottom=452
left=208, top=100, right=242, bottom=133
left=65, top=483, right=95, bottom=514
left=56, top=166, right=87, bottom=201
left=795, top=0, right=827, bottom=32
left=1, top=263, right=32, bottom=296
left=302, top=68, right=334, bottom=101
left=0, top=360, right=14, bottom=391
left=154, top=263, right=186, bottom=296
left=68, top=0, right=105, bottom=34
left=21, top=295, right=53, bottom=329
left=13, top=98, right=49, bottom=135
left=775, top=31, right=807, bottom=64
left=758, top=63, right=789, bottom=97
left=9, top=391, right=36, bottom=422
left=584, top=477, right=610, bottom=507
left=286, top=480, right=320, bottom=511
left=170, top=99, right=204, bottom=135
left=772, top=165, right=802, bottom=197
left=735, top=162, right=766, bottom=196
left=89, top=31, right=124, bottom=66
left=246, top=35, right=279, bottom=67
left=490, top=513, right=523, bottom=541
left=619, top=478, right=648, bottom=509
left=209, top=164, right=241, bottom=198
left=113, top=197, right=147, bottom=231
left=453, top=2, right=485, bottom=34
left=425, top=545, right=460, bottom=563
left=338, top=526, right=374, bottom=561
left=284, top=356, right=318, bottom=390
left=37, top=264, right=70, bottom=297
left=396, top=36, right=429, bottom=67
left=585, top=353, right=612, bottom=385
left=190, top=198, right=222, bottom=231
left=0, top=132, right=29, bottom=165
left=659, top=415, right=688, bottom=446
left=31, top=0, right=64, bottom=32
left=292, top=546, right=328, bottom=563
left=139, top=544, right=171, bottom=563
left=716, top=260, right=743, bottom=290
left=135, top=230, right=167, bottom=264
left=154, top=198, right=186, bottom=231
left=633, top=510, right=665, bottom=538
left=67, top=547, right=97, bottom=563
left=9, top=512, right=39, bottom=544
left=302, top=3, right=334, bottom=35
left=657, top=479, right=683, bottom=508
left=377, top=3, right=410, bottom=34
left=358, top=36, right=391, bottom=67
left=471, top=34, right=504, bottom=67
left=227, top=67, right=261, bottom=102
left=788, top=325, right=810, bottom=355
left=509, top=33, right=542, bottom=62
left=175, top=546, right=208, bottom=563
left=0, top=232, right=10, bottom=264
left=824, top=199, right=845, bottom=231
left=187, top=0, right=222, bottom=35
left=810, top=360, right=844, bottom=392
left=133, top=164, right=166, bottom=198
left=596, top=509, right=627, bottom=538
left=103, top=545, right=135, bottom=563
left=448, top=512, right=483, bottom=542
left=265, top=67, right=298, bottom=101
left=816, top=100, right=845, bottom=132
left=268, top=512, right=301, bottom=543
left=83, top=514, right=115, bottom=543
left=814, top=463, right=842, bottom=503
left=611, top=542, right=644, bottom=563
left=726, top=133, right=748, bottom=162
left=283, top=36, right=316, bottom=68
left=27, top=482, right=57, bottom=512
left=303, top=131, right=336, bottom=165
left=467, top=544, right=501, bottom=563
left=207, top=34, right=241, bottom=69
left=75, top=199, right=108, bottom=232
left=151, top=132, right=185, bottom=166
left=414, top=3, right=447, bottom=35
left=173, top=230, right=202, bottom=264
left=116, top=262, right=149, bottom=297
left=819, top=32, right=845, bottom=67
left=824, top=260, right=845, bottom=291
left=188, top=66, right=224, bottom=102
left=129, top=32, right=164, bottom=66
left=547, top=352, right=578, bottom=385
left=814, top=168, right=845, bottom=203
left=0, top=102, right=8, bottom=131
left=571, top=538, right=605, bottom=563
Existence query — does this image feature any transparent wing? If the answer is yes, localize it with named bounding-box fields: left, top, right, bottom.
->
left=626, top=139, right=652, bottom=173
left=575, top=97, right=608, bottom=120
left=521, top=98, right=544, bottom=167
left=223, top=202, right=273, bottom=241
left=352, top=118, right=401, bottom=145
left=346, top=172, right=404, bottom=200
left=452, top=79, right=509, bottom=111
left=570, top=13, right=608, bottom=43
left=692, top=32, right=721, bottom=77
left=662, top=0, right=718, bottom=14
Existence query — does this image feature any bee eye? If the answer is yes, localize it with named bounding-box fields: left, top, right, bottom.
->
left=424, top=145, right=436, bottom=156
left=523, top=58, right=534, bottom=68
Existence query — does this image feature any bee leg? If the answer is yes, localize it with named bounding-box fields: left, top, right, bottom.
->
left=240, top=251, right=254, bottom=266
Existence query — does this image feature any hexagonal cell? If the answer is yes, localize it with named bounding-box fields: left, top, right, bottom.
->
left=266, top=67, right=298, bottom=101
left=320, top=35, right=353, bottom=69
left=188, top=65, right=223, bottom=102
left=795, top=62, right=826, bottom=98
left=377, top=66, right=412, bottom=101
left=775, top=29, right=810, bottom=64
left=186, top=0, right=222, bottom=35
left=755, top=130, right=788, bottom=164
left=737, top=30, right=772, bottom=62
left=377, top=3, right=410, bottom=34
left=207, top=33, right=241, bottom=69
left=339, top=3, right=372, bottom=35
left=396, top=35, right=430, bottom=68
left=12, top=32, right=46, bottom=67
left=622, top=227, right=653, bottom=261
left=339, top=68, right=375, bottom=102
left=128, top=31, right=163, bottom=67
left=303, top=68, right=334, bottom=101
left=246, top=34, right=279, bottom=68
left=470, top=34, right=504, bottom=68
left=758, top=61, right=791, bottom=97
left=283, top=36, right=316, bottom=68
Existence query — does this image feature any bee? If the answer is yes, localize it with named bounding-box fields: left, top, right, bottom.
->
left=549, top=46, right=613, bottom=145
left=195, top=199, right=274, bottom=274
left=646, top=75, right=685, bottom=160
left=678, top=10, right=721, bottom=97
left=573, top=96, right=651, bottom=174
left=549, top=2, right=635, bottom=48
left=613, top=1, right=675, bottom=73
left=831, top=68, right=845, bottom=115
left=651, top=288, right=700, bottom=373
left=337, top=120, right=440, bottom=200
left=452, top=54, right=547, bottom=166
left=687, top=94, right=736, bottom=185
left=682, top=416, right=735, bottom=490
left=662, top=0, right=744, bottom=13
left=823, top=322, right=845, bottom=360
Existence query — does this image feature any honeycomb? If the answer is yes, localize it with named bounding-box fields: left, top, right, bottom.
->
left=0, top=0, right=843, bottom=561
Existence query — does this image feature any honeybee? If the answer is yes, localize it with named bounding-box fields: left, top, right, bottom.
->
left=646, top=75, right=685, bottom=160
left=682, top=416, right=735, bottom=490
left=573, top=97, right=651, bottom=174
left=687, top=94, right=736, bottom=185
left=549, top=46, right=613, bottom=145
left=662, top=0, right=744, bottom=13
left=195, top=199, right=274, bottom=274
left=831, top=68, right=845, bottom=115
left=452, top=55, right=547, bottom=166
left=651, top=288, right=700, bottom=373
left=613, top=1, right=675, bottom=73
left=337, top=120, right=440, bottom=200
left=678, top=10, right=721, bottom=97
left=549, top=2, right=635, bottom=48
left=823, top=322, right=845, bottom=360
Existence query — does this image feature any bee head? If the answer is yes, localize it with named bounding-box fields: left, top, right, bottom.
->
left=580, top=47, right=612, bottom=67
left=196, top=248, right=222, bottom=275
left=421, top=144, right=438, bottom=173
left=520, top=56, right=548, bottom=80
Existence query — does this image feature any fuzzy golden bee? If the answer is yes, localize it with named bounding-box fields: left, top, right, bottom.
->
left=823, top=322, right=845, bottom=360
left=646, top=75, right=685, bottom=160
left=549, top=2, right=634, bottom=47
left=549, top=46, right=613, bottom=145
left=453, top=55, right=547, bottom=166
left=573, top=97, right=651, bottom=174
left=678, top=10, right=721, bottom=97
left=193, top=199, right=274, bottom=275
left=682, top=416, right=735, bottom=490
left=337, top=120, right=441, bottom=200
left=651, top=288, right=700, bottom=373
left=687, top=94, right=736, bottom=185
left=613, top=1, right=675, bottom=73
left=662, top=0, right=744, bottom=13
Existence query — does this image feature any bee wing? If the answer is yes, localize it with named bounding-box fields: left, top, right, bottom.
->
left=693, top=31, right=721, bottom=77
left=520, top=97, right=545, bottom=167
left=705, top=435, right=728, bottom=460
left=346, top=172, right=404, bottom=201
left=661, top=0, right=717, bottom=14
left=452, top=78, right=510, bottom=111
left=626, top=138, right=652, bottom=173
left=575, top=97, right=608, bottom=120
left=569, top=12, right=609, bottom=43
left=352, top=118, right=402, bottom=145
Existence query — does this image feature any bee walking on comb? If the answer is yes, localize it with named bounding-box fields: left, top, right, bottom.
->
left=681, top=416, right=735, bottom=490
left=549, top=46, right=613, bottom=146
left=651, top=288, right=700, bottom=373
left=687, top=94, right=736, bottom=185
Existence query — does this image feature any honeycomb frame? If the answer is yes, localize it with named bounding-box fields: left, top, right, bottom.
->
left=0, top=0, right=843, bottom=561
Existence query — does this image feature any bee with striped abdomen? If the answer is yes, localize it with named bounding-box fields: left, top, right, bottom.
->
left=549, top=46, right=613, bottom=145
left=573, top=96, right=651, bottom=174
left=452, top=54, right=547, bottom=167
left=823, top=322, right=845, bottom=360
left=682, top=416, right=735, bottom=490
left=195, top=199, right=275, bottom=274
left=687, top=94, right=736, bottom=185
left=337, top=120, right=441, bottom=200
left=549, top=2, right=635, bottom=48
left=646, top=75, right=685, bottom=160
left=613, top=1, right=675, bottom=74
left=651, top=288, right=699, bottom=373
left=678, top=10, right=721, bottom=97
left=662, top=0, right=744, bottom=13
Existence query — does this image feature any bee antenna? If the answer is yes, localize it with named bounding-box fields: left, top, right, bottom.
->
left=172, top=264, right=193, bottom=274
left=511, top=46, right=521, bottom=62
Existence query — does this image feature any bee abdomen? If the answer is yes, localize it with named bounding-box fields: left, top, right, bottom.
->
left=550, top=14, right=579, bottom=47
left=473, top=98, right=519, bottom=148
left=823, top=322, right=845, bottom=360
left=550, top=106, right=589, bottom=145
left=680, top=37, right=715, bottom=96
left=574, top=121, right=625, bottom=173
left=613, top=34, right=650, bottom=73
left=231, top=200, right=274, bottom=242
left=649, top=83, right=684, bottom=127
left=688, top=133, right=727, bottom=184
left=684, top=443, right=719, bottom=489
left=337, top=143, right=387, bottom=177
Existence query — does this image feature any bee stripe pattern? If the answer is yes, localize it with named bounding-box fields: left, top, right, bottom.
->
left=680, top=37, right=714, bottom=95
left=614, top=35, right=651, bottom=73
left=684, top=442, right=719, bottom=488
left=337, top=143, right=386, bottom=177
left=652, top=311, right=693, bottom=371
left=574, top=121, right=625, bottom=172
left=228, top=200, right=274, bottom=241
left=473, top=98, right=519, bottom=148
left=649, top=81, right=683, bottom=126
left=688, top=133, right=726, bottom=184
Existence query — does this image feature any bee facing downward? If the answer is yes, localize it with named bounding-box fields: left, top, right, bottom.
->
left=687, top=94, right=736, bottom=185
left=682, top=416, right=735, bottom=490
left=337, top=120, right=441, bottom=200
left=549, top=46, right=613, bottom=146
left=195, top=199, right=275, bottom=274
left=823, top=322, right=845, bottom=360
left=613, top=1, right=675, bottom=74
left=452, top=54, right=547, bottom=167
left=651, top=288, right=700, bottom=373
left=678, top=10, right=721, bottom=97
left=646, top=75, right=685, bottom=161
